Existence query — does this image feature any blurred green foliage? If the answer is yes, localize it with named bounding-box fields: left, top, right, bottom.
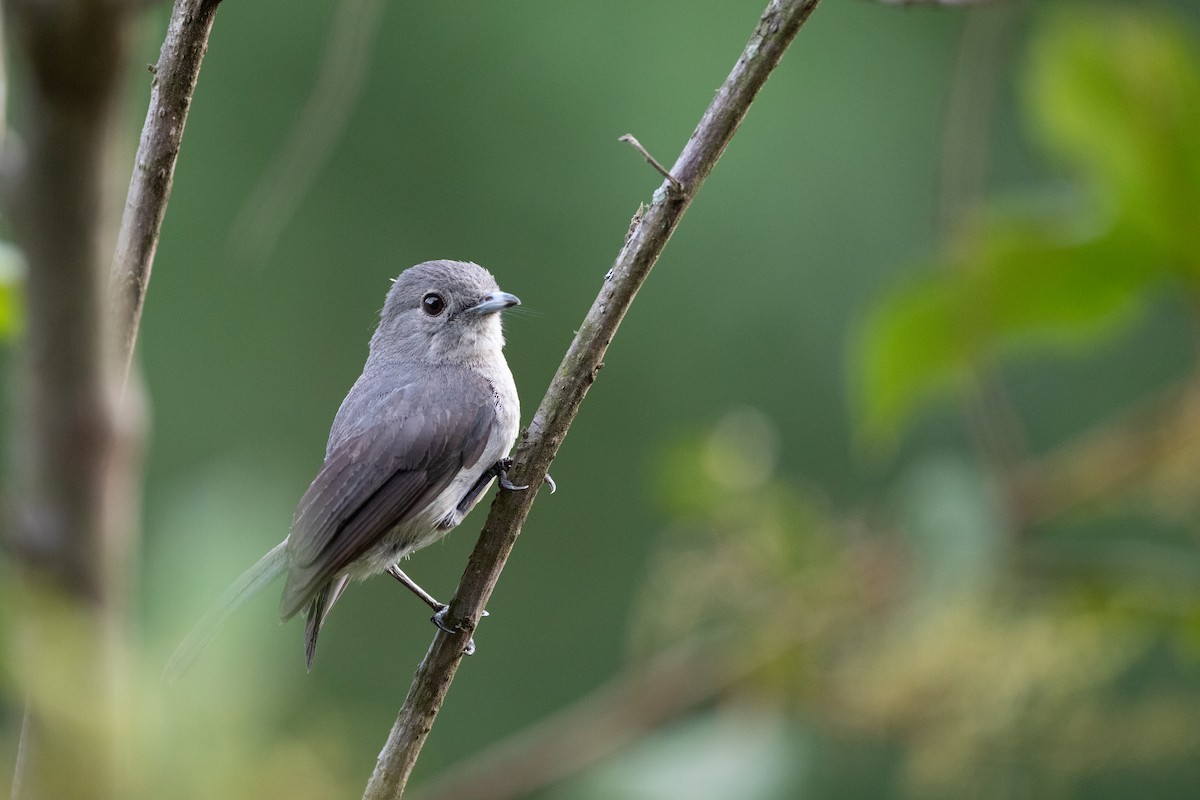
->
left=855, top=7, right=1200, bottom=444
left=594, top=411, right=1200, bottom=800
left=607, top=5, right=1200, bottom=798
left=1028, top=8, right=1200, bottom=259
left=0, top=243, right=24, bottom=341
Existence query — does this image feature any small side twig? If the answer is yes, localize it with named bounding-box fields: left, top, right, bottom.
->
left=361, top=1, right=822, bottom=797
left=618, top=134, right=684, bottom=193
left=110, top=0, right=223, bottom=386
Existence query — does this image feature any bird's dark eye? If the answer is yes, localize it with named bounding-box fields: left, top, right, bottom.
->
left=421, top=293, right=446, bottom=316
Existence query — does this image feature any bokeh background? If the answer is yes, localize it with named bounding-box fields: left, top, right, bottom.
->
left=6, top=0, right=1200, bottom=797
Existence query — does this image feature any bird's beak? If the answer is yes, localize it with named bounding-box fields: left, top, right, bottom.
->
left=466, top=291, right=521, bottom=316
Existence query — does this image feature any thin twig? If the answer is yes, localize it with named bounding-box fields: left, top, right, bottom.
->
left=618, top=134, right=684, bottom=193
left=110, top=0, right=223, bottom=386
left=361, top=1, right=822, bottom=797
left=11, top=698, right=30, bottom=800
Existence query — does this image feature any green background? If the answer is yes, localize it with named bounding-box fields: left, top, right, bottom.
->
left=13, top=0, right=1200, bottom=797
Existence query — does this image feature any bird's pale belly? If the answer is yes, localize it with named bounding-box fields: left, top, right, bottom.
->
left=344, top=464, right=498, bottom=581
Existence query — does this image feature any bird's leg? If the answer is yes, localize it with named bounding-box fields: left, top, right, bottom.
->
left=455, top=460, right=557, bottom=519
left=386, top=565, right=481, bottom=655
left=386, top=565, right=443, bottom=613
left=455, top=459, right=525, bottom=519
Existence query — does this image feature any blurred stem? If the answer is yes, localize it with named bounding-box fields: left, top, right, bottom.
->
left=3, top=0, right=144, bottom=795
left=935, top=4, right=1030, bottom=483
left=0, top=1, right=7, bottom=158
left=935, top=4, right=1022, bottom=241
left=361, top=0, right=823, bottom=797
left=878, top=0, right=1007, bottom=5
left=225, top=0, right=385, bottom=264
left=1011, top=377, right=1200, bottom=529
left=11, top=699, right=29, bottom=800
left=111, top=0, right=222, bottom=386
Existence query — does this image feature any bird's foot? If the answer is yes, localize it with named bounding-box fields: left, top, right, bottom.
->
left=431, top=605, right=488, bottom=656
left=497, top=457, right=557, bottom=494
left=497, top=457, right=527, bottom=491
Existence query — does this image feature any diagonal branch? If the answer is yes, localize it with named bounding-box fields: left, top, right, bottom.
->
left=361, top=0, right=823, bottom=796
left=110, top=0, right=223, bottom=385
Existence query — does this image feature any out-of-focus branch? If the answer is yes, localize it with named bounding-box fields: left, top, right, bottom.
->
left=3, top=0, right=142, bottom=796
left=111, top=0, right=223, bottom=384
left=409, top=637, right=798, bottom=800
left=933, top=2, right=1030, bottom=492
left=361, top=1, right=823, bottom=797
left=935, top=3, right=1023, bottom=242
left=5, top=0, right=130, bottom=620
left=0, top=4, right=7, bottom=158
left=225, top=0, right=384, bottom=264
left=877, top=0, right=1007, bottom=7
left=1010, top=379, right=1200, bottom=529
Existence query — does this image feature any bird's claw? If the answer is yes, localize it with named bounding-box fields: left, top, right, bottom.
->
left=498, top=475, right=528, bottom=491
left=497, top=457, right=528, bottom=491
left=432, top=605, right=480, bottom=656
left=430, top=605, right=456, bottom=634
left=497, top=458, right=557, bottom=494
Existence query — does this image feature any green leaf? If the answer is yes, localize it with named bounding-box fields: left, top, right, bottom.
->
left=969, top=222, right=1154, bottom=347
left=1025, top=8, right=1200, bottom=266
left=854, top=220, right=1155, bottom=444
left=853, top=8, right=1200, bottom=445
left=854, top=270, right=974, bottom=444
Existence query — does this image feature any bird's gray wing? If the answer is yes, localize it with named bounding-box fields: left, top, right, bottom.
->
left=279, top=372, right=496, bottom=620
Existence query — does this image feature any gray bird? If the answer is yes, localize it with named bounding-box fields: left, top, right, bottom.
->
left=167, top=260, right=522, bottom=677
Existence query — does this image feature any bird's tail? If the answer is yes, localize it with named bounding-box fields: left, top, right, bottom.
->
left=164, top=539, right=289, bottom=683
left=303, top=575, right=350, bottom=672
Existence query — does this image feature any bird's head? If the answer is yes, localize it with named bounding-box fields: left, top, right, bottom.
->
left=372, top=260, right=520, bottom=367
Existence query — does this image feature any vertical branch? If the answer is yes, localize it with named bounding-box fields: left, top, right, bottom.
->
left=2, top=0, right=140, bottom=796
left=361, top=1, right=822, bottom=797
left=5, top=0, right=129, bottom=610
left=111, top=0, right=222, bottom=384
